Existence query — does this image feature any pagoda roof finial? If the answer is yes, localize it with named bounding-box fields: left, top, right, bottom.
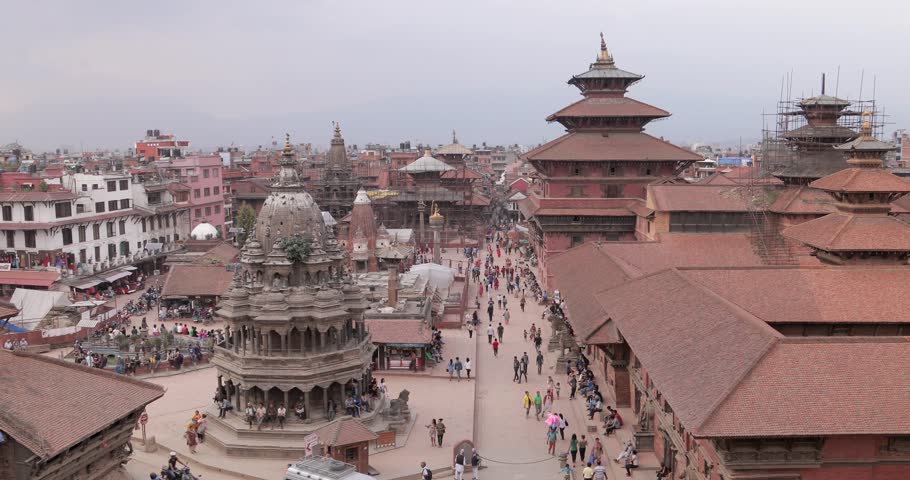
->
left=333, top=121, right=342, bottom=139
left=452, top=129, right=458, bottom=144
left=596, top=32, right=614, bottom=65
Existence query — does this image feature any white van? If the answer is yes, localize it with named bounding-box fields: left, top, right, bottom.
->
left=284, top=457, right=376, bottom=480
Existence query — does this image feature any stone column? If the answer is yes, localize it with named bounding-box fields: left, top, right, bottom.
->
left=283, top=389, right=289, bottom=408
left=233, top=330, right=240, bottom=353
left=322, top=389, right=328, bottom=415
left=319, top=330, right=326, bottom=351
left=237, top=384, right=243, bottom=411
left=281, top=333, right=287, bottom=355
left=267, top=332, right=273, bottom=357
left=303, top=391, right=310, bottom=420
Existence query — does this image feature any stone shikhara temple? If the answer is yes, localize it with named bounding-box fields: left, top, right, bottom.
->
left=207, top=135, right=403, bottom=456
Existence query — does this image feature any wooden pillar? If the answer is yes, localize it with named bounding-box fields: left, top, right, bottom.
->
left=283, top=389, right=289, bottom=408
left=322, top=388, right=328, bottom=414
left=303, top=390, right=310, bottom=419
left=267, top=332, right=273, bottom=357
left=281, top=333, right=287, bottom=355
left=319, top=330, right=326, bottom=351
left=237, top=384, right=243, bottom=411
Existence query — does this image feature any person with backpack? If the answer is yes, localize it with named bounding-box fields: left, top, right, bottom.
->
left=471, top=448, right=481, bottom=480
left=421, top=461, right=432, bottom=480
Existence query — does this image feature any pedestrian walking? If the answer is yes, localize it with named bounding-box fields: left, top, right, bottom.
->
left=471, top=448, right=481, bottom=480
left=547, top=426, right=558, bottom=455
left=523, top=329, right=528, bottom=342
left=594, top=460, right=608, bottom=480
left=426, top=419, right=438, bottom=447
left=454, top=448, right=466, bottom=480
left=421, top=461, right=432, bottom=480
left=513, top=356, right=521, bottom=382
left=582, top=463, right=594, bottom=480
left=569, top=434, right=579, bottom=466
left=578, top=435, right=588, bottom=464
left=447, top=359, right=454, bottom=381
left=534, top=391, right=542, bottom=420
left=558, top=413, right=568, bottom=440
left=503, top=309, right=510, bottom=325
left=497, top=323, right=504, bottom=342
left=184, top=426, right=198, bottom=454
left=455, top=357, right=463, bottom=381
left=556, top=382, right=561, bottom=399
left=569, top=375, right=578, bottom=400
left=465, top=358, right=472, bottom=378
left=277, top=404, right=286, bottom=429
left=492, top=338, right=499, bottom=357
left=467, top=323, right=473, bottom=339
left=536, top=351, right=544, bottom=374
left=523, top=391, right=532, bottom=418
left=520, top=297, right=526, bottom=312
left=436, top=418, right=446, bottom=447
left=487, top=304, right=494, bottom=323
left=486, top=324, right=494, bottom=344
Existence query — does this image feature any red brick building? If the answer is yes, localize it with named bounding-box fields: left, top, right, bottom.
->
left=520, top=35, right=701, bottom=287
left=134, top=129, right=190, bottom=162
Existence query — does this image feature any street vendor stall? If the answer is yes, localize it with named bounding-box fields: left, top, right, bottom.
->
left=365, top=319, right=432, bottom=371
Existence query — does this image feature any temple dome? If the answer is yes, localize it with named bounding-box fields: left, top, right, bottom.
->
left=190, top=222, right=218, bottom=240
left=254, top=190, right=327, bottom=257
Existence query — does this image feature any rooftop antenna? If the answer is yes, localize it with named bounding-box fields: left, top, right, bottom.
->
left=821, top=73, right=826, bottom=95
left=858, top=69, right=865, bottom=101
left=834, top=65, right=841, bottom=98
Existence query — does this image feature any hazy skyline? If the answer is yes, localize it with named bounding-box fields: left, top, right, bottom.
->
left=2, top=0, right=908, bottom=152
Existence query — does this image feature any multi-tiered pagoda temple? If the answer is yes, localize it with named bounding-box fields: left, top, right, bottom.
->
left=520, top=34, right=701, bottom=285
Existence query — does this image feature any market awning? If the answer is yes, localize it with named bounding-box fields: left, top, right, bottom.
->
left=103, top=270, right=133, bottom=282
left=68, top=277, right=104, bottom=290
left=124, top=266, right=138, bottom=271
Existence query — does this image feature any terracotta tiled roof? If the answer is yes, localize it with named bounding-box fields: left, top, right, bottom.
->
left=699, top=338, right=910, bottom=437
left=534, top=208, right=634, bottom=217
left=0, top=351, right=164, bottom=458
left=681, top=267, right=910, bottom=324
left=365, top=319, right=432, bottom=345
left=0, top=192, right=78, bottom=202
left=546, top=97, right=670, bottom=120
left=594, top=269, right=781, bottom=431
left=696, top=173, right=738, bottom=186
left=315, top=418, right=378, bottom=446
left=810, top=167, right=910, bottom=193
left=0, top=270, right=60, bottom=287
left=783, top=212, right=910, bottom=251
left=768, top=186, right=836, bottom=215
left=549, top=235, right=775, bottom=344
left=161, top=265, right=234, bottom=297
left=197, top=243, right=240, bottom=266
left=0, top=300, right=18, bottom=319
left=524, top=132, right=702, bottom=163
left=548, top=243, right=632, bottom=343
left=436, top=143, right=474, bottom=156
left=440, top=168, right=483, bottom=180
left=647, top=184, right=753, bottom=212
left=892, top=194, right=910, bottom=214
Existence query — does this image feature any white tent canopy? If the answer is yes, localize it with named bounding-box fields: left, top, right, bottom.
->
left=409, top=263, right=456, bottom=290
left=9, top=289, right=72, bottom=331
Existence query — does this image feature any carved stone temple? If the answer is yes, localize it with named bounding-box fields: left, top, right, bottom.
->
left=206, top=135, right=401, bottom=457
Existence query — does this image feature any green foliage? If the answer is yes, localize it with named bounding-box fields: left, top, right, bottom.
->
left=280, top=235, right=313, bottom=264
left=38, top=180, right=49, bottom=192
left=236, top=203, right=256, bottom=244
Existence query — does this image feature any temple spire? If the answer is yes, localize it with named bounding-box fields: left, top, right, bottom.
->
left=333, top=121, right=342, bottom=140
left=282, top=133, right=293, bottom=157
left=597, top=32, right=613, bottom=65
left=452, top=129, right=458, bottom=144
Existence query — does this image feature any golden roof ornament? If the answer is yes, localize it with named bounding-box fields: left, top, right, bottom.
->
left=429, top=201, right=443, bottom=222
left=860, top=110, right=872, bottom=137
left=282, top=133, right=293, bottom=156
left=597, top=32, right=613, bottom=63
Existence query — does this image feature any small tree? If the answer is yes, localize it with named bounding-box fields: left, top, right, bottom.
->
left=280, top=235, right=313, bottom=264
left=38, top=180, right=49, bottom=192
left=236, top=203, right=256, bottom=244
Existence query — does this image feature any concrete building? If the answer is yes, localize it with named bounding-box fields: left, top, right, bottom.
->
left=158, top=155, right=227, bottom=238
left=134, top=129, right=190, bottom=162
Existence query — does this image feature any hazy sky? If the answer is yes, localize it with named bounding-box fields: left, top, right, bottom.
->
left=2, top=0, right=908, bottom=152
